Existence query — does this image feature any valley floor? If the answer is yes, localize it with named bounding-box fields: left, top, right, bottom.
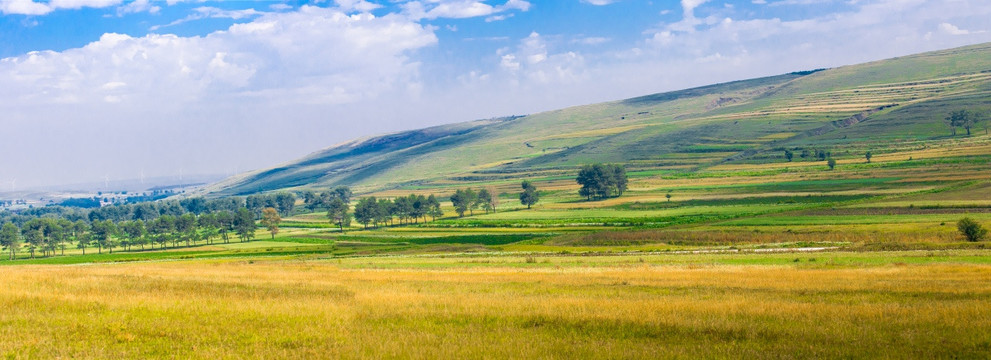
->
left=1, top=251, right=990, bottom=358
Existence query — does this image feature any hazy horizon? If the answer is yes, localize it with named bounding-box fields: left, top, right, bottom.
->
left=2, top=0, right=990, bottom=189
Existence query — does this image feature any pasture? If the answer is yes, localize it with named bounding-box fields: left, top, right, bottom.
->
left=2, top=252, right=990, bottom=358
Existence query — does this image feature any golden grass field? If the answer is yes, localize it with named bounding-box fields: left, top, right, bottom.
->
left=2, top=253, right=990, bottom=359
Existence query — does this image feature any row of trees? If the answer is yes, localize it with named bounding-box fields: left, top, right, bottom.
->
left=353, top=194, right=444, bottom=229
left=0, top=207, right=261, bottom=259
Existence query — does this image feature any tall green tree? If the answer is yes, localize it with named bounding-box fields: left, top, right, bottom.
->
left=176, top=213, right=198, bottom=247
left=215, top=211, right=234, bottom=244
left=234, top=208, right=256, bottom=242
left=477, top=189, right=494, bottom=214
left=22, top=219, right=45, bottom=258
left=450, top=189, right=470, bottom=217
left=326, top=198, right=351, bottom=233
left=519, top=180, right=540, bottom=209
left=354, top=197, right=378, bottom=229
left=90, top=220, right=118, bottom=254
left=197, top=213, right=220, bottom=245
left=426, top=195, right=443, bottom=221
left=121, top=220, right=147, bottom=251
left=149, top=215, right=176, bottom=249
left=274, top=192, right=296, bottom=216
left=0, top=222, right=20, bottom=260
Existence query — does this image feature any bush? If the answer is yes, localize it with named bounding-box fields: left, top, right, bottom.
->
left=957, top=217, right=988, bottom=242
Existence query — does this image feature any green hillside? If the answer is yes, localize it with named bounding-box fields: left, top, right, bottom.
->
left=209, top=42, right=991, bottom=196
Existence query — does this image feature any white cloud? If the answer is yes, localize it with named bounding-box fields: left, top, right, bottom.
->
left=335, top=0, right=382, bottom=13
left=1, top=7, right=438, bottom=107
left=0, top=0, right=121, bottom=15
left=403, top=0, right=531, bottom=20
left=938, top=22, right=984, bottom=35
left=150, top=7, right=265, bottom=31
left=50, top=0, right=121, bottom=9
left=116, top=0, right=160, bottom=15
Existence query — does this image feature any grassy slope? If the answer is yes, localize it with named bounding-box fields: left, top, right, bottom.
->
left=209, top=42, right=991, bottom=196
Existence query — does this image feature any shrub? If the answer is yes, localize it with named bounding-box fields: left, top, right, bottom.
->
left=957, top=217, right=988, bottom=242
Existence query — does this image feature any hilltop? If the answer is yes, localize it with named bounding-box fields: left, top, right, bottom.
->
left=208, top=42, right=991, bottom=196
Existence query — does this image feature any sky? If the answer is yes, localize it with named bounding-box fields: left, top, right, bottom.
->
left=1, top=0, right=990, bottom=190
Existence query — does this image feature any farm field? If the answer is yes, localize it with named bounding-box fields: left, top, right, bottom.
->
left=2, top=252, right=990, bottom=359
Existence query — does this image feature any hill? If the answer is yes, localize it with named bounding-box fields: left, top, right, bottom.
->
left=207, top=42, right=991, bottom=196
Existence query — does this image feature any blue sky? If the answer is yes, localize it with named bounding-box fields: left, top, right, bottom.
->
left=1, top=0, right=990, bottom=189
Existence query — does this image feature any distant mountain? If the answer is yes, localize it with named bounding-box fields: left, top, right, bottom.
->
left=206, top=42, right=991, bottom=196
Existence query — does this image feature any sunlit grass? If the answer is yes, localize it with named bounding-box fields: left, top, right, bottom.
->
left=2, top=253, right=990, bottom=358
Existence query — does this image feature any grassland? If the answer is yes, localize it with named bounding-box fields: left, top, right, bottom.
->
left=5, top=43, right=991, bottom=358
left=2, top=253, right=991, bottom=359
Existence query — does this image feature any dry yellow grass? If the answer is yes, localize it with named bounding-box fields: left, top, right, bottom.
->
left=1, top=257, right=990, bottom=359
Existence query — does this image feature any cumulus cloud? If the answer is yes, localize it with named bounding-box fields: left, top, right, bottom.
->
left=0, top=0, right=121, bottom=15
left=0, top=6, right=442, bottom=186
left=2, top=7, right=438, bottom=107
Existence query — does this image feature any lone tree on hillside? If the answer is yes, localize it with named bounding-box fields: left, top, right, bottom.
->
left=784, top=149, right=794, bottom=162
left=827, top=158, right=836, bottom=170
left=957, top=217, right=988, bottom=242
left=576, top=164, right=629, bottom=200
left=260, top=207, right=281, bottom=239
left=865, top=151, right=872, bottom=163
left=519, top=180, right=540, bottom=209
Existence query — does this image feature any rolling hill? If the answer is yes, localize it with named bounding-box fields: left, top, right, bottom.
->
left=206, top=42, right=991, bottom=196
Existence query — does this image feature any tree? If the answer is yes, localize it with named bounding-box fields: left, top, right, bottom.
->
left=477, top=189, right=494, bottom=214
left=450, top=189, right=472, bottom=217
left=121, top=220, right=147, bottom=251
left=426, top=195, right=443, bottom=221
left=576, top=164, right=628, bottom=200
left=90, top=220, right=118, bottom=254
left=0, top=222, right=20, bottom=260
left=519, top=180, right=539, bottom=209
left=260, top=207, right=281, bottom=239
left=326, top=198, right=351, bottom=233
left=957, top=217, right=988, bottom=242
left=197, top=213, right=219, bottom=245
left=176, top=213, right=198, bottom=247
left=784, top=149, right=794, bottom=162
left=865, top=151, right=872, bottom=163
left=666, top=192, right=672, bottom=202
left=21, top=219, right=44, bottom=258
left=215, top=211, right=234, bottom=243
left=354, top=197, right=378, bottom=229
left=377, top=198, right=394, bottom=226
left=274, top=192, right=296, bottom=216
left=234, top=208, right=256, bottom=242
left=149, top=215, right=176, bottom=249
left=944, top=109, right=980, bottom=136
